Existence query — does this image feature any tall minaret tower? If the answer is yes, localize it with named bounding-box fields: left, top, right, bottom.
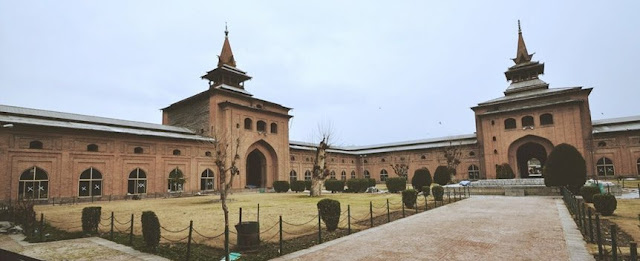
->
left=201, top=25, right=252, bottom=90
left=503, top=20, right=548, bottom=95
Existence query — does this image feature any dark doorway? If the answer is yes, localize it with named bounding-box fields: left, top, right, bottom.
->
left=516, top=142, right=547, bottom=178
left=246, top=149, right=266, bottom=188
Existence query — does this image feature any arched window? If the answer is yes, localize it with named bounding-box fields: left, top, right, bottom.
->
left=128, top=168, right=147, bottom=195
left=19, top=167, right=48, bottom=199
left=330, top=171, right=336, bottom=179
left=350, top=170, right=356, bottom=179
left=168, top=167, right=185, bottom=192
left=205, top=151, right=212, bottom=157
left=201, top=169, right=214, bottom=191
left=364, top=170, right=370, bottom=179
left=290, top=156, right=295, bottom=161
left=172, top=149, right=181, bottom=156
left=257, top=121, right=266, bottom=132
left=504, top=118, right=516, bottom=129
left=289, top=170, right=297, bottom=183
left=540, top=113, right=554, bottom=125
left=79, top=167, right=102, bottom=197
left=380, top=169, right=388, bottom=181
left=468, top=165, right=480, bottom=180
left=364, top=160, right=368, bottom=164
left=87, top=144, right=99, bottom=152
left=421, top=155, right=426, bottom=160
left=522, top=116, right=534, bottom=127
left=270, top=123, right=278, bottom=134
left=596, top=157, right=615, bottom=176
left=381, top=158, right=386, bottom=163
left=304, top=170, right=312, bottom=181
left=597, top=141, right=607, bottom=147
left=29, top=140, right=43, bottom=149
left=341, top=171, right=346, bottom=181
left=469, top=151, right=475, bottom=157
left=134, top=147, right=144, bottom=154
left=244, top=118, right=253, bottom=130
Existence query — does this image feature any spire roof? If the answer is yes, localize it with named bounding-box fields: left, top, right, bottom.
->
left=512, top=20, right=534, bottom=65
left=217, top=24, right=237, bottom=68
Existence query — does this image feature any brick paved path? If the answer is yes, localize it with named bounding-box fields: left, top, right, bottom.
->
left=275, top=197, right=592, bottom=261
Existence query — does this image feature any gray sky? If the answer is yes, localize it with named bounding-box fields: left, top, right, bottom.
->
left=1, top=1, right=639, bottom=146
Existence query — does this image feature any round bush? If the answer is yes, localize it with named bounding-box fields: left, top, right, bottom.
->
left=317, top=199, right=341, bottom=231
left=273, top=181, right=290, bottom=193
left=290, top=180, right=306, bottom=192
left=402, top=189, right=418, bottom=209
left=411, top=168, right=432, bottom=192
left=496, top=164, right=515, bottom=179
left=543, top=143, right=586, bottom=194
left=385, top=177, right=406, bottom=193
left=81, top=206, right=101, bottom=234
left=592, top=194, right=617, bottom=216
left=433, top=166, right=452, bottom=186
left=347, top=178, right=369, bottom=193
left=579, top=185, right=601, bottom=203
left=431, top=184, right=444, bottom=201
left=141, top=211, right=161, bottom=250
left=421, top=186, right=431, bottom=197
left=304, top=180, right=312, bottom=191
left=325, top=179, right=345, bottom=193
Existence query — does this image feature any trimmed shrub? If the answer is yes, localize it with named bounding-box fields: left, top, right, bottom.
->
left=432, top=184, right=444, bottom=201
left=592, top=193, right=617, bottom=216
left=579, top=185, right=601, bottom=203
left=290, top=180, right=306, bottom=192
left=81, top=206, right=101, bottom=234
left=496, top=164, right=515, bottom=179
left=304, top=180, right=312, bottom=191
left=543, top=143, right=587, bottom=194
left=325, top=179, right=345, bottom=193
left=367, top=178, right=376, bottom=188
left=402, top=189, right=418, bottom=209
left=273, top=181, right=290, bottom=193
left=421, top=186, right=431, bottom=197
left=411, top=168, right=432, bottom=192
left=433, top=166, right=452, bottom=186
left=347, top=178, right=369, bottom=193
left=317, top=199, right=341, bottom=231
left=141, top=211, right=161, bottom=250
left=385, top=177, right=406, bottom=193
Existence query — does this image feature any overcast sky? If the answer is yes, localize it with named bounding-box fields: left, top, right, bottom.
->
left=1, top=1, right=639, bottom=146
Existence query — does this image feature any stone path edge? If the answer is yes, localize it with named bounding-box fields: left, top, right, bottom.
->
left=555, top=199, right=594, bottom=261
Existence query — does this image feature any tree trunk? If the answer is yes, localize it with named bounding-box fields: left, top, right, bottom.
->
left=310, top=179, right=324, bottom=197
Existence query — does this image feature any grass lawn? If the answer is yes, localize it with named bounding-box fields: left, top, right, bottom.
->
left=34, top=191, right=421, bottom=248
left=599, top=199, right=640, bottom=242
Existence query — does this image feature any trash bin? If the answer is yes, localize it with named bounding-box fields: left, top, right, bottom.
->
left=235, top=221, right=260, bottom=251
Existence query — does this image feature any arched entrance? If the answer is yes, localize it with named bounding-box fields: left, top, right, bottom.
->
left=246, top=149, right=266, bottom=188
left=516, top=142, right=547, bottom=178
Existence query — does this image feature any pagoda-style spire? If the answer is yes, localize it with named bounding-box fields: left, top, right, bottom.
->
left=217, top=24, right=237, bottom=68
left=512, top=20, right=534, bottom=65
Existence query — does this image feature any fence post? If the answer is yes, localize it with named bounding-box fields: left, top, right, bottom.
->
left=415, top=201, right=418, bottom=214
left=347, top=205, right=351, bottom=235
left=369, top=201, right=373, bottom=227
left=386, top=199, right=390, bottom=223
left=576, top=203, right=582, bottom=229
left=279, top=216, right=283, bottom=256
left=239, top=207, right=242, bottom=224
left=110, top=212, right=114, bottom=241
left=257, top=204, right=260, bottom=226
left=611, top=225, right=617, bottom=261
left=318, top=209, right=322, bottom=244
left=581, top=203, right=587, bottom=235
left=587, top=208, right=593, bottom=243
left=225, top=225, right=229, bottom=261
left=629, top=241, right=637, bottom=261
left=129, top=214, right=134, bottom=246
left=401, top=201, right=405, bottom=218
left=39, top=213, right=44, bottom=242
left=186, top=220, right=193, bottom=261
left=447, top=191, right=451, bottom=204
left=425, top=197, right=428, bottom=211
left=596, top=214, right=603, bottom=259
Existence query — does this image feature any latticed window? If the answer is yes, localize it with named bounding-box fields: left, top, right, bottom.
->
left=289, top=170, right=297, bottom=183
left=128, top=168, right=147, bottom=194
left=350, top=171, right=356, bottom=179
left=364, top=170, right=370, bottom=179
left=19, top=167, right=48, bottom=200
left=244, top=118, right=252, bottom=130
left=504, top=118, right=516, bottom=129
left=79, top=167, right=102, bottom=197
left=29, top=140, right=43, bottom=149
left=468, top=165, right=480, bottom=180
left=257, top=121, right=266, bottom=132
left=168, top=167, right=185, bottom=192
left=596, top=157, right=615, bottom=176
left=380, top=169, right=388, bottom=181
left=173, top=149, right=181, bottom=156
left=330, top=171, right=336, bottom=179
left=271, top=123, right=278, bottom=134
left=304, top=170, right=312, bottom=181
left=341, top=171, right=346, bottom=181
left=201, top=169, right=215, bottom=191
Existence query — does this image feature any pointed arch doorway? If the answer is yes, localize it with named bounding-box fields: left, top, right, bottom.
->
left=246, top=149, right=266, bottom=188
left=508, top=135, right=554, bottom=179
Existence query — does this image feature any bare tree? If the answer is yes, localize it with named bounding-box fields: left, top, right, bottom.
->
left=207, top=132, right=241, bottom=260
left=442, top=141, right=462, bottom=181
left=390, top=163, right=409, bottom=179
left=309, top=124, right=334, bottom=197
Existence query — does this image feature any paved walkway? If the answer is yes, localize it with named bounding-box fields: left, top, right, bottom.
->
left=0, top=234, right=169, bottom=261
left=275, top=197, right=593, bottom=261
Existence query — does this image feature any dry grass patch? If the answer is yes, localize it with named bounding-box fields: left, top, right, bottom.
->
left=35, top=192, right=408, bottom=248
left=599, top=199, right=640, bottom=242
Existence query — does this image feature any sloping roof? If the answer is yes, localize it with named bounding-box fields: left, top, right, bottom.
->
left=0, top=104, right=212, bottom=141
left=477, top=87, right=583, bottom=106
left=592, top=115, right=640, bottom=134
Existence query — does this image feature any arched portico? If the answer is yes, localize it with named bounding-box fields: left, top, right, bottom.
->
left=508, top=135, right=554, bottom=178
left=244, top=140, right=278, bottom=188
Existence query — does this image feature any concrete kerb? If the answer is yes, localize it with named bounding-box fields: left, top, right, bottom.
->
left=273, top=198, right=466, bottom=260
left=555, top=199, right=594, bottom=261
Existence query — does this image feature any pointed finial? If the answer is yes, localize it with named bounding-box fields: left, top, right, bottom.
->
left=518, top=20, right=521, bottom=34
left=224, top=22, right=229, bottom=37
